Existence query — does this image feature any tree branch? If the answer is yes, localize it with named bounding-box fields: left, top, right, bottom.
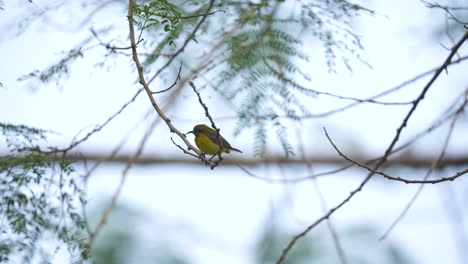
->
left=126, top=0, right=202, bottom=158
left=275, top=30, right=468, bottom=264
left=379, top=94, right=465, bottom=240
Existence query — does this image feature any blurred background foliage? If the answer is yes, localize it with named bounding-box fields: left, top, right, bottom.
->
left=88, top=201, right=413, bottom=264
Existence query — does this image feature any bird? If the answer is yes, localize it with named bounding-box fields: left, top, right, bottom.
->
left=186, top=124, right=242, bottom=155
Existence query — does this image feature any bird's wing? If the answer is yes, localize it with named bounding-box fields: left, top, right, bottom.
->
left=206, top=132, right=232, bottom=149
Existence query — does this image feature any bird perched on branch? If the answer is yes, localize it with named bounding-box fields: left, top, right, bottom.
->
left=187, top=124, right=242, bottom=155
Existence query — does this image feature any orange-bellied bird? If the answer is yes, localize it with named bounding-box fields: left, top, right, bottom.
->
left=187, top=124, right=242, bottom=155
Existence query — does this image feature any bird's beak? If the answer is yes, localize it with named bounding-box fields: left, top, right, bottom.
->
left=186, top=131, right=194, bottom=135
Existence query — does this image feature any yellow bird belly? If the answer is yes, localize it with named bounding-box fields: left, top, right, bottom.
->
left=195, top=133, right=229, bottom=155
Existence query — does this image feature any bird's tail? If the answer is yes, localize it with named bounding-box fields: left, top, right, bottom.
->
left=230, top=147, right=243, bottom=153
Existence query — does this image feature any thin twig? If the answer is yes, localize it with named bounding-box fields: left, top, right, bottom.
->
left=199, top=54, right=468, bottom=121
left=165, top=9, right=225, bottom=20
left=422, top=0, right=468, bottom=24
left=151, top=61, right=183, bottom=94
left=297, top=53, right=468, bottom=119
left=238, top=164, right=354, bottom=183
left=170, top=137, right=209, bottom=161
left=91, top=28, right=144, bottom=52
left=325, top=128, right=468, bottom=184
left=264, top=58, right=412, bottom=106
left=86, top=116, right=158, bottom=247
left=189, top=82, right=219, bottom=133
left=82, top=108, right=153, bottom=184
left=296, top=126, right=348, bottom=264
left=189, top=81, right=225, bottom=168
left=51, top=88, right=143, bottom=154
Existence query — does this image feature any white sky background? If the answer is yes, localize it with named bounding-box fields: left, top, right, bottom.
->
left=1, top=0, right=468, bottom=264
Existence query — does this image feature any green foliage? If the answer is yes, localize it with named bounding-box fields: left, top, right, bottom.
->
left=341, top=226, right=415, bottom=264
left=17, top=49, right=84, bottom=86
left=257, top=227, right=320, bottom=264
left=0, top=123, right=87, bottom=263
left=133, top=0, right=184, bottom=46
left=134, top=0, right=211, bottom=67
left=274, top=121, right=294, bottom=157
left=89, top=204, right=190, bottom=264
left=253, top=121, right=267, bottom=157
left=142, top=21, right=185, bottom=67
left=86, top=202, right=414, bottom=264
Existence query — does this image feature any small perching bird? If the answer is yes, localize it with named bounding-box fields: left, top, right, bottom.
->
left=187, top=124, right=242, bottom=155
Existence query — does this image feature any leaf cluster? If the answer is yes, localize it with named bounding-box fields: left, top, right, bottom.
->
left=16, top=48, right=84, bottom=90
left=0, top=123, right=87, bottom=263
left=133, top=0, right=184, bottom=46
